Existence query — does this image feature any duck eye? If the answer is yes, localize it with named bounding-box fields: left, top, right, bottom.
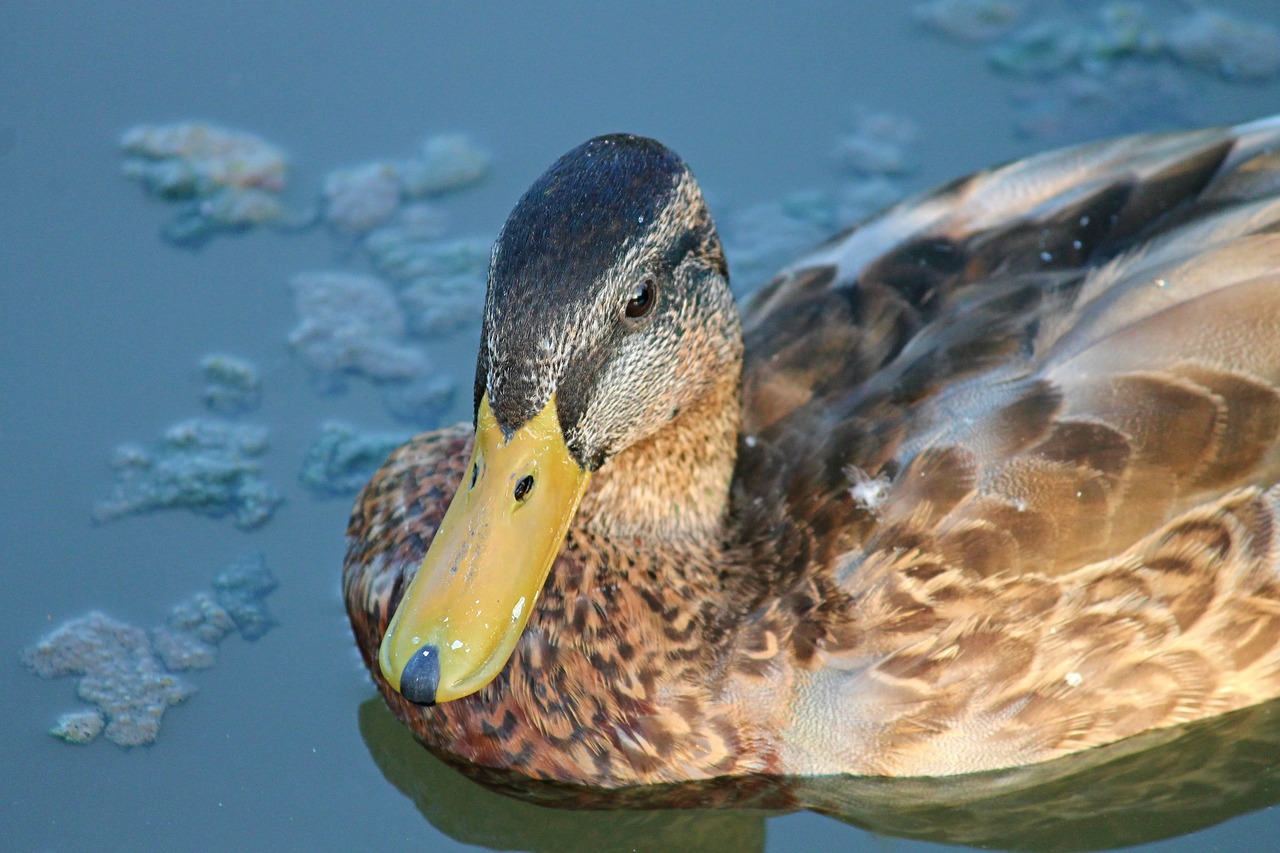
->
left=513, top=474, right=534, bottom=502
left=624, top=277, right=656, bottom=319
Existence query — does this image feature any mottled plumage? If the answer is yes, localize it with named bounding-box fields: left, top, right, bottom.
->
left=345, top=121, right=1280, bottom=787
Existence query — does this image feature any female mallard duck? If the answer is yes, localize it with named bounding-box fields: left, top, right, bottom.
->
left=345, top=119, right=1280, bottom=785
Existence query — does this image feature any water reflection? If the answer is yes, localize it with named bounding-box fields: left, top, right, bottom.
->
left=359, top=696, right=1280, bottom=852
left=358, top=699, right=772, bottom=853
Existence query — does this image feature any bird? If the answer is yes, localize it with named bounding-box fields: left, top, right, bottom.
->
left=344, top=118, right=1280, bottom=787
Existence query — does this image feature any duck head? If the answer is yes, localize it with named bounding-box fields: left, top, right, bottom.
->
left=378, top=134, right=740, bottom=705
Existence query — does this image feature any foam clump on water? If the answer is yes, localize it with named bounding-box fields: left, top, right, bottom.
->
left=122, top=125, right=487, bottom=245
left=211, top=552, right=280, bottom=641
left=93, top=419, right=282, bottom=530
left=323, top=161, right=404, bottom=234
left=22, top=612, right=195, bottom=747
left=1166, top=9, right=1280, bottom=81
left=1012, top=60, right=1193, bottom=140
left=913, top=0, right=1026, bottom=43
left=726, top=194, right=841, bottom=296
left=724, top=109, right=915, bottom=295
left=986, top=5, right=1163, bottom=78
left=287, top=271, right=457, bottom=424
left=20, top=555, right=278, bottom=747
left=120, top=121, right=301, bottom=247
left=831, top=110, right=918, bottom=178
left=151, top=621, right=219, bottom=671
left=50, top=710, right=106, bottom=745
left=363, top=207, right=492, bottom=335
left=297, top=138, right=489, bottom=426
left=288, top=271, right=429, bottom=385
left=400, top=133, right=491, bottom=197
left=915, top=2, right=1280, bottom=141
left=321, top=133, right=490, bottom=235
left=199, top=353, right=261, bottom=415
left=392, top=239, right=492, bottom=336
left=379, top=375, right=454, bottom=427
left=300, top=422, right=414, bottom=497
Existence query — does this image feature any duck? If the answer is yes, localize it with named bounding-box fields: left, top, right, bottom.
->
left=344, top=119, right=1280, bottom=787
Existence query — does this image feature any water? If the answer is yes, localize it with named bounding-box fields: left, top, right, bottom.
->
left=3, top=2, right=1279, bottom=850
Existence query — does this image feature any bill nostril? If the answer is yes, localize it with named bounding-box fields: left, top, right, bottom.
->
left=513, top=474, right=534, bottom=502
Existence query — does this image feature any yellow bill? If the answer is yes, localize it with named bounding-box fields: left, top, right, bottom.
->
left=378, top=393, right=590, bottom=704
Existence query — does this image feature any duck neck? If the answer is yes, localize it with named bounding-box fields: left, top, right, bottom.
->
left=578, top=369, right=741, bottom=548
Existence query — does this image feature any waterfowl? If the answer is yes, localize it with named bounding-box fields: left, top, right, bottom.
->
left=344, top=120, right=1280, bottom=786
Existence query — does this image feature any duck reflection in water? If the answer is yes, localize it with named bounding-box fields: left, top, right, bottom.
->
left=359, top=696, right=1280, bottom=852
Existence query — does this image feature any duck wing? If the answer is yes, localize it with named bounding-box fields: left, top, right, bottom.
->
left=732, top=117, right=1280, bottom=774
left=737, top=115, right=1280, bottom=567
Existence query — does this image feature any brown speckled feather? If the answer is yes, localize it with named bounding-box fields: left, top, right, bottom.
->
left=346, top=118, right=1280, bottom=786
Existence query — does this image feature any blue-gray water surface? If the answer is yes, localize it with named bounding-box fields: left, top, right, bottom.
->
left=4, top=2, right=1280, bottom=850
